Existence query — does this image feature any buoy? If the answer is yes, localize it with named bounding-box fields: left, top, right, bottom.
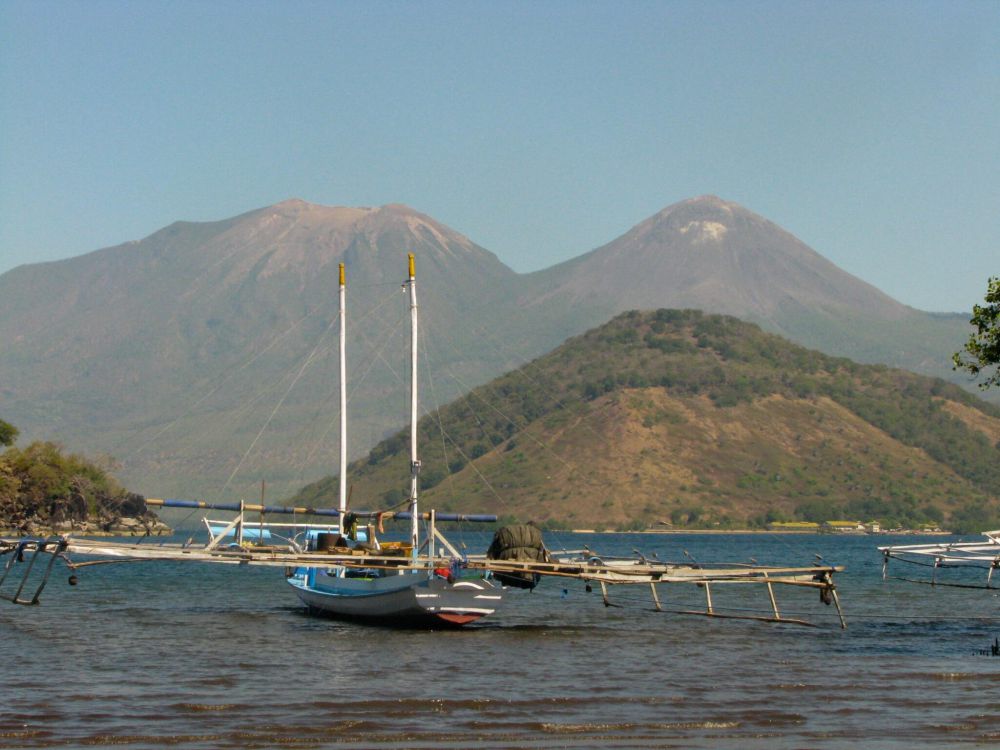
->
left=68, top=575, right=78, bottom=586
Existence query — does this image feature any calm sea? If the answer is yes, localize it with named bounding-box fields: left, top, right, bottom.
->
left=3, top=531, right=999, bottom=749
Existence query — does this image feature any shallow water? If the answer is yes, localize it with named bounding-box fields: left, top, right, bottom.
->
left=3, top=531, right=999, bottom=748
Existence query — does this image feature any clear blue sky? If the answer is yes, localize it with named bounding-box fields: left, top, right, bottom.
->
left=1, top=0, right=997, bottom=312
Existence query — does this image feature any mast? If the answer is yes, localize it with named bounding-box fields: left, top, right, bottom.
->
left=407, top=254, right=420, bottom=561
left=338, top=263, right=347, bottom=534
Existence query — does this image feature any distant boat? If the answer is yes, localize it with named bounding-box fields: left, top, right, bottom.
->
left=284, top=256, right=503, bottom=625
left=879, top=530, right=1000, bottom=589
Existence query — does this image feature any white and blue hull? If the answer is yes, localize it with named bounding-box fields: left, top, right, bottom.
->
left=287, top=567, right=502, bottom=625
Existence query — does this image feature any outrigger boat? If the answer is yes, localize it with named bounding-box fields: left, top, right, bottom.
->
left=3, top=526, right=847, bottom=627
left=279, top=255, right=503, bottom=624
left=2, top=257, right=846, bottom=628
left=879, top=531, right=1000, bottom=589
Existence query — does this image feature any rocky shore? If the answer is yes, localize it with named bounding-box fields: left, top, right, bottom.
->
left=1, top=515, right=173, bottom=538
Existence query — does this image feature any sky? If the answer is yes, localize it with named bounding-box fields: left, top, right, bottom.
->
left=0, top=0, right=997, bottom=313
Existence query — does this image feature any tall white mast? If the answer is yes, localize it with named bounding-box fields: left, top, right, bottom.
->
left=407, top=253, right=420, bottom=561
left=338, top=263, right=347, bottom=534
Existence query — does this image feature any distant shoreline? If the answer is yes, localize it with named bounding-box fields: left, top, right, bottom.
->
left=568, top=528, right=953, bottom=536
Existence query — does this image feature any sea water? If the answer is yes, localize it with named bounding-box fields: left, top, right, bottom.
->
left=2, top=531, right=999, bottom=749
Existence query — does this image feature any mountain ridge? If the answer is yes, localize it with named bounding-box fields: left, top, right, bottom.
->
left=0, top=196, right=989, bottom=497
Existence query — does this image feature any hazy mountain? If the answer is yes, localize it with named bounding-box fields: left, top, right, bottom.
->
left=0, top=200, right=520, bottom=498
left=294, top=310, right=1000, bottom=532
left=0, top=196, right=986, bottom=499
left=520, top=196, right=972, bottom=380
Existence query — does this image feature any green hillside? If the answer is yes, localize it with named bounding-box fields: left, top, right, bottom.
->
left=292, top=310, right=1000, bottom=532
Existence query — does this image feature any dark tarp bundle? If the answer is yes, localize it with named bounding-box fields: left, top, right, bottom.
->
left=486, top=525, right=547, bottom=589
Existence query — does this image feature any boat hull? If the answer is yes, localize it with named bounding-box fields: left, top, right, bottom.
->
left=287, top=568, right=502, bottom=626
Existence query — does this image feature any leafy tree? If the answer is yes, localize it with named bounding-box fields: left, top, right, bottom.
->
left=0, top=418, right=17, bottom=447
left=953, top=276, right=1000, bottom=389
left=0, top=455, right=20, bottom=515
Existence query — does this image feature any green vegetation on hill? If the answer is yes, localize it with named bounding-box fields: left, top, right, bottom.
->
left=0, top=421, right=154, bottom=534
left=292, top=310, right=1000, bottom=533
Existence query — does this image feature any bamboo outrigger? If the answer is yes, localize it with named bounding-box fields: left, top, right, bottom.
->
left=879, top=530, right=1000, bottom=589
left=2, top=501, right=846, bottom=629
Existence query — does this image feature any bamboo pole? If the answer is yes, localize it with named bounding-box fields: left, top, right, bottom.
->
left=831, top=586, right=847, bottom=629
left=649, top=582, right=662, bottom=612
left=765, top=573, right=781, bottom=621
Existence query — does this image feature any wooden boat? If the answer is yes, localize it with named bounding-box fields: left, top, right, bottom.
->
left=279, top=256, right=502, bottom=625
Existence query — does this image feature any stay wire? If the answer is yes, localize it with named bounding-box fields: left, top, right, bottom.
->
left=218, top=312, right=340, bottom=498
left=421, top=324, right=545, bottom=504
left=116, top=305, right=327, bottom=463
left=278, top=285, right=410, bottom=492
left=297, top=308, right=409, bottom=475
left=201, top=283, right=408, bottom=502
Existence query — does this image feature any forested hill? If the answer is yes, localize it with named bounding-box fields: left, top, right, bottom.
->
left=292, top=310, right=1000, bottom=532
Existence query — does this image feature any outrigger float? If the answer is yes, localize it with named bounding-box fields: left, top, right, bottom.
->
left=3, top=256, right=846, bottom=627
left=2, top=510, right=846, bottom=628
left=879, top=531, right=1000, bottom=589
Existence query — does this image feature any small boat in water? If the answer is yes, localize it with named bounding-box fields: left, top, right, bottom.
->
left=284, top=256, right=502, bottom=625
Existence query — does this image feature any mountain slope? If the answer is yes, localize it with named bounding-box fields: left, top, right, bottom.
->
left=293, top=310, right=1000, bottom=532
left=0, top=200, right=520, bottom=498
left=529, top=196, right=909, bottom=318
left=519, top=196, right=974, bottom=383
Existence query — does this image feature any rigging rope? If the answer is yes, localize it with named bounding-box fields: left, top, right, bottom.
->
left=278, top=285, right=411, bottom=496
left=218, top=314, right=340, bottom=497
left=117, top=305, right=326, bottom=462
left=163, top=282, right=408, bottom=503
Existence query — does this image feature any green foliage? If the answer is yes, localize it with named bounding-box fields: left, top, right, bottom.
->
left=953, top=276, right=1000, bottom=389
left=420, top=466, right=445, bottom=490
left=949, top=503, right=1000, bottom=535
left=0, top=441, right=141, bottom=531
left=0, top=456, right=21, bottom=513
left=381, top=487, right=406, bottom=506
left=0, top=418, right=17, bottom=447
